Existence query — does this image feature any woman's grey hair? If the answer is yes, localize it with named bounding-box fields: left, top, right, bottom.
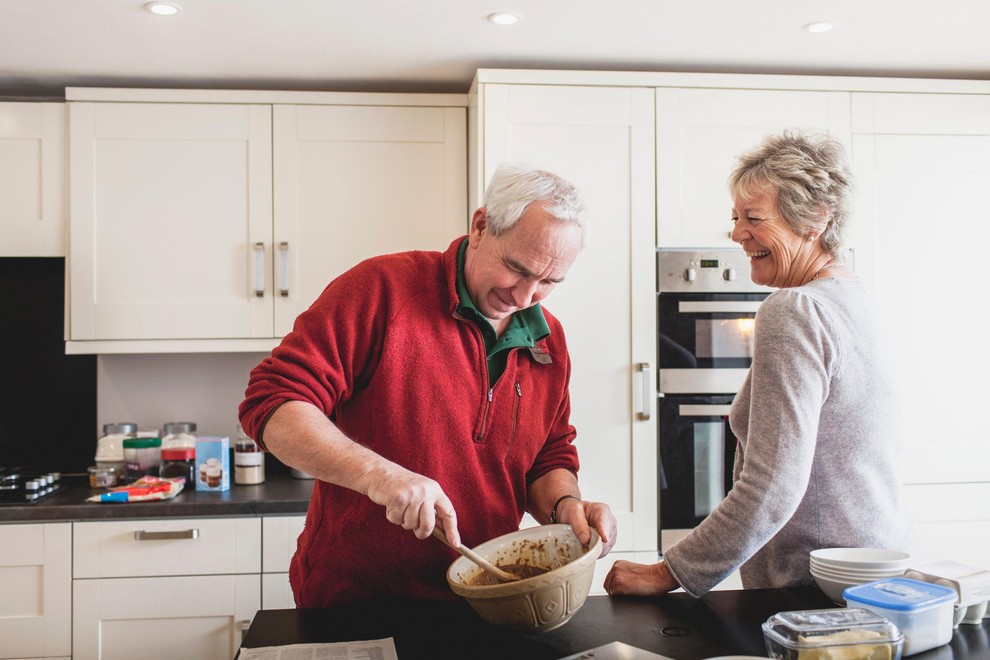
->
left=482, top=162, right=588, bottom=247
left=729, top=130, right=854, bottom=259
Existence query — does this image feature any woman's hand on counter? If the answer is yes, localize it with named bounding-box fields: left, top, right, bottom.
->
left=604, top=559, right=679, bottom=597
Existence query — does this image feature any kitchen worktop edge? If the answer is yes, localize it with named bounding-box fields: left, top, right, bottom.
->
left=0, top=472, right=314, bottom=522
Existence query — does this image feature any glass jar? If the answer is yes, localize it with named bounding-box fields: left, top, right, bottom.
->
left=88, top=465, right=119, bottom=488
left=162, top=421, right=197, bottom=449
left=234, top=426, right=265, bottom=485
left=159, top=447, right=196, bottom=487
left=122, top=437, right=162, bottom=479
left=95, top=422, right=136, bottom=478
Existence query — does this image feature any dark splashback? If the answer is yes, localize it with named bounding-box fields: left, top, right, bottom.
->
left=0, top=258, right=96, bottom=473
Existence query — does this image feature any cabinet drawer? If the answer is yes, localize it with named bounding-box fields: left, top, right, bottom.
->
left=73, top=518, right=261, bottom=578
left=261, top=515, right=306, bottom=573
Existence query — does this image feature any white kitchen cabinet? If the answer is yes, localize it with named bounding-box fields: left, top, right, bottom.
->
left=0, top=523, right=71, bottom=660
left=68, top=100, right=274, bottom=344
left=271, top=104, right=466, bottom=336
left=260, top=514, right=306, bottom=609
left=0, top=102, right=66, bottom=257
left=471, top=81, right=658, bottom=556
left=72, top=517, right=261, bottom=660
left=656, top=88, right=851, bottom=248
left=66, top=90, right=466, bottom=352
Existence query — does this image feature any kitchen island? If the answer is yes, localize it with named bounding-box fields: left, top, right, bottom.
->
left=240, top=587, right=990, bottom=660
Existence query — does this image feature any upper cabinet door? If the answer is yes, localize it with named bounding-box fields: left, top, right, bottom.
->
left=478, top=84, right=658, bottom=554
left=69, top=102, right=273, bottom=341
left=656, top=88, right=851, bottom=248
left=272, top=104, right=466, bottom=336
left=0, top=102, right=66, bottom=257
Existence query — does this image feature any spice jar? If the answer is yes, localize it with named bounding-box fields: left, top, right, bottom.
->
left=234, top=427, right=265, bottom=485
left=122, top=437, right=162, bottom=479
left=162, top=421, right=197, bottom=449
left=88, top=465, right=118, bottom=488
left=159, top=447, right=196, bottom=486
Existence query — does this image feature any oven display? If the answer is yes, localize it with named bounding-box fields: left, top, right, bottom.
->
left=699, top=259, right=719, bottom=268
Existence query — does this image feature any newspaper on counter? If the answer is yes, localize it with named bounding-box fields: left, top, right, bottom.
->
left=238, top=638, right=398, bottom=660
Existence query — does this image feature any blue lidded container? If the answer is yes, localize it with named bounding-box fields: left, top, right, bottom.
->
left=843, top=577, right=957, bottom=656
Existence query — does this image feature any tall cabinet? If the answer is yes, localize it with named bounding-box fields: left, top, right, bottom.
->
left=470, top=79, right=659, bottom=577
left=851, top=91, right=990, bottom=567
left=67, top=89, right=466, bottom=353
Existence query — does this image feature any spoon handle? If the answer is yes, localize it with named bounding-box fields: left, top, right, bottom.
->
left=431, top=527, right=519, bottom=582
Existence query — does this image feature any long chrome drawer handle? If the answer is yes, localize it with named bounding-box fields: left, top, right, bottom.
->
left=134, top=529, right=200, bottom=541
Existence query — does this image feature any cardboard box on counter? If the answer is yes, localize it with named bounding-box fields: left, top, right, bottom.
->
left=195, top=436, right=230, bottom=492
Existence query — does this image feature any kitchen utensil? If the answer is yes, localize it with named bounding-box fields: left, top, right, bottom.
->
left=445, top=524, right=601, bottom=633
left=431, top=527, right=519, bottom=583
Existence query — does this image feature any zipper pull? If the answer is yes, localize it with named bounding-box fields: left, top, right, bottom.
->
left=515, top=382, right=522, bottom=397
left=488, top=388, right=494, bottom=402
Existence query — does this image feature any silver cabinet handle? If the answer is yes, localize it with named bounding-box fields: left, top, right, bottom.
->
left=278, top=241, right=289, bottom=297
left=637, top=362, right=652, bottom=421
left=254, top=242, right=266, bottom=297
left=133, top=529, right=200, bottom=541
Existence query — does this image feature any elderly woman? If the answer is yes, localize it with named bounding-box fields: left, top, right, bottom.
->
left=605, top=131, right=914, bottom=598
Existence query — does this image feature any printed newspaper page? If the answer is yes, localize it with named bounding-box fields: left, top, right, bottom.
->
left=238, top=637, right=398, bottom=660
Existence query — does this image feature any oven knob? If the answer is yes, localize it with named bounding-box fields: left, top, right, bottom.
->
left=683, top=267, right=697, bottom=282
left=723, top=268, right=737, bottom=281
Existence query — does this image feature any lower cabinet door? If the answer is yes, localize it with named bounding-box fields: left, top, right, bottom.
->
left=0, top=523, right=71, bottom=659
left=72, top=574, right=260, bottom=660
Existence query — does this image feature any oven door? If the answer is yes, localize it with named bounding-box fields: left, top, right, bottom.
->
left=658, top=292, right=765, bottom=394
left=658, top=394, right=737, bottom=532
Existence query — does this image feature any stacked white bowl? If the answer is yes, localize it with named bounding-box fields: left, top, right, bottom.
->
left=810, top=547, right=912, bottom=603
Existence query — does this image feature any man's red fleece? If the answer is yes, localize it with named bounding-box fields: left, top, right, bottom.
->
left=238, top=237, right=580, bottom=606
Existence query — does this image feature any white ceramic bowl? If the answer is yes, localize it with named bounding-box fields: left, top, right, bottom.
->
left=446, top=524, right=601, bottom=633
left=810, top=547, right=912, bottom=570
left=810, top=568, right=861, bottom=603
left=810, top=562, right=906, bottom=581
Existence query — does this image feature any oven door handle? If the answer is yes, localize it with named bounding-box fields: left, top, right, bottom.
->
left=678, top=404, right=733, bottom=416
left=678, top=301, right=763, bottom=313
left=637, top=362, right=652, bottom=421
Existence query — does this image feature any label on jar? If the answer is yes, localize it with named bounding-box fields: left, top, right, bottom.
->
left=235, top=452, right=264, bottom=467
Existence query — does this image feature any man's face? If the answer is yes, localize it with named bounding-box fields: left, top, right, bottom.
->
left=464, top=201, right=583, bottom=324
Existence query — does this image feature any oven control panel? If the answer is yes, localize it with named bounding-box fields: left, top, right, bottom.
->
left=657, top=249, right=771, bottom=293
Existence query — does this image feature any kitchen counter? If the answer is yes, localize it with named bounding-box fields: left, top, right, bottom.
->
left=241, top=587, right=990, bottom=660
left=0, top=471, right=313, bottom=522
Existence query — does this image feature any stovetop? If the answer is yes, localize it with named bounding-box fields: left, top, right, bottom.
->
left=0, top=467, right=65, bottom=504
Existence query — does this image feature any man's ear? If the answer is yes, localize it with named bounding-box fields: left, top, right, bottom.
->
left=469, top=207, right=488, bottom=246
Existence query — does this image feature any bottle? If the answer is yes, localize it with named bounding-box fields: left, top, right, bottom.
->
left=162, top=421, right=197, bottom=449
left=159, top=447, right=196, bottom=487
left=234, top=425, right=265, bottom=485
left=95, top=422, right=137, bottom=484
left=122, top=437, right=163, bottom=480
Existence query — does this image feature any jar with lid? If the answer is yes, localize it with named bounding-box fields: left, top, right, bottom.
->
left=159, top=447, right=196, bottom=487
left=95, top=422, right=136, bottom=483
left=162, top=421, right=197, bottom=449
left=234, top=426, right=265, bottom=485
left=122, top=437, right=162, bottom=480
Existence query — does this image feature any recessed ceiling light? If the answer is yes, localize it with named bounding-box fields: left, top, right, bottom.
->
left=803, top=21, right=834, bottom=33
left=488, top=12, right=520, bottom=26
left=145, top=2, right=181, bottom=16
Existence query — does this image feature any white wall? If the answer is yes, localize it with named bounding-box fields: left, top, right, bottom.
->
left=96, top=353, right=269, bottom=440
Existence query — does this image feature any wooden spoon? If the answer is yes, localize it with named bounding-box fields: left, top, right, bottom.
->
left=432, top=527, right=520, bottom=582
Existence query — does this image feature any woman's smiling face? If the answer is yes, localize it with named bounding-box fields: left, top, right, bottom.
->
left=731, top=188, right=817, bottom=288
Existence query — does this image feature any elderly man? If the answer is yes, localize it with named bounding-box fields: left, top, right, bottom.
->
left=239, top=162, right=617, bottom=607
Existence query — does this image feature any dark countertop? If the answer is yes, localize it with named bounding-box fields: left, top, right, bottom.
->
left=241, top=587, right=990, bottom=660
left=0, top=472, right=314, bottom=522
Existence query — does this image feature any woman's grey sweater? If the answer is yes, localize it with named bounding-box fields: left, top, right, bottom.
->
left=663, top=277, right=915, bottom=597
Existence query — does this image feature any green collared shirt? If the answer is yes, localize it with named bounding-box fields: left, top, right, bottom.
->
left=455, top=239, right=550, bottom=387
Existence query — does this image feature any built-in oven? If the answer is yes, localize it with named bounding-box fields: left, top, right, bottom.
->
left=656, top=249, right=770, bottom=547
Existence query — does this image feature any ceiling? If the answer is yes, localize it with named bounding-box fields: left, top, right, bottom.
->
left=2, top=0, right=988, bottom=99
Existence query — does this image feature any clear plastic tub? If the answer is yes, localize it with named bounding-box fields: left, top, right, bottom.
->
left=763, top=608, right=903, bottom=659
left=843, top=577, right=957, bottom=656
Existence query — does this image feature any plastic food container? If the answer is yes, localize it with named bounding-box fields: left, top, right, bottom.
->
left=762, top=608, right=903, bottom=659
left=843, top=577, right=957, bottom=656
left=122, top=437, right=163, bottom=479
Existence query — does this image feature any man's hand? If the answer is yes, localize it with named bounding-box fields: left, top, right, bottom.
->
left=358, top=464, right=460, bottom=547
left=604, top=560, right=679, bottom=596
left=553, top=497, right=618, bottom=558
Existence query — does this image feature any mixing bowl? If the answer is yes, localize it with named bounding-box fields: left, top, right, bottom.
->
left=445, top=524, right=601, bottom=633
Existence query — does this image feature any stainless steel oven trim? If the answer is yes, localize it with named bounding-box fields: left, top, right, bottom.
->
left=678, top=404, right=732, bottom=416
left=677, top=301, right=764, bottom=313
left=659, top=368, right=749, bottom=394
